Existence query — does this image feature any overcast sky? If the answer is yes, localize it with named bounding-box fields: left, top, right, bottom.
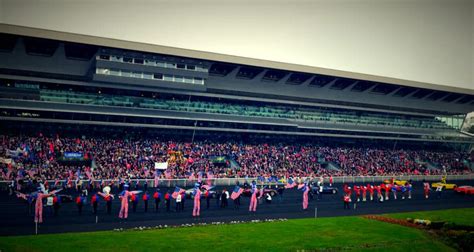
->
left=1, top=0, right=473, bottom=91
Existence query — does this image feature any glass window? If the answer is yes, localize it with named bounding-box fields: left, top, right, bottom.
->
left=96, top=68, right=110, bottom=75
left=186, top=65, right=196, bottom=70
left=143, top=72, right=153, bottom=79
left=111, top=55, right=122, bottom=62
left=174, top=75, right=184, bottom=82
left=177, top=64, right=186, bottom=69
left=144, top=59, right=155, bottom=66
left=165, top=62, right=176, bottom=68
left=156, top=61, right=166, bottom=67
left=134, top=58, right=144, bottom=64
left=121, top=71, right=132, bottom=77
left=196, top=66, right=208, bottom=72
left=153, top=73, right=163, bottom=80
left=132, top=72, right=142, bottom=78
left=110, top=69, right=120, bottom=76
left=194, top=77, right=204, bottom=85
left=123, top=57, right=133, bottom=63
left=99, top=55, right=110, bottom=60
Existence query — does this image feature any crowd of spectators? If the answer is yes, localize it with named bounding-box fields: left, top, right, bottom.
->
left=0, top=134, right=472, bottom=183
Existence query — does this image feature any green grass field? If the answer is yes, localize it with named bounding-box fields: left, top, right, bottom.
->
left=3, top=208, right=473, bottom=252
left=384, top=207, right=474, bottom=226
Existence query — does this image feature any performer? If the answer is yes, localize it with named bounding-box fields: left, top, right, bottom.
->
left=91, top=192, right=99, bottom=215
left=153, top=189, right=161, bottom=212
left=423, top=180, right=430, bottom=199
left=142, top=191, right=149, bottom=212
left=192, top=183, right=201, bottom=217
left=231, top=184, right=243, bottom=210
left=354, top=185, right=361, bottom=202
left=34, top=187, right=55, bottom=223
left=131, top=192, right=138, bottom=213
left=248, top=180, right=258, bottom=212
left=361, top=185, right=367, bottom=202
left=367, top=184, right=374, bottom=201
left=400, top=184, right=407, bottom=200
left=75, top=193, right=86, bottom=215
left=384, top=183, right=391, bottom=200
left=98, top=186, right=114, bottom=214
left=165, top=191, right=171, bottom=212
left=118, top=184, right=133, bottom=220
left=343, top=193, right=351, bottom=209
left=391, top=184, right=398, bottom=200
left=300, top=181, right=309, bottom=210
left=329, top=175, right=333, bottom=186
left=406, top=181, right=412, bottom=199
left=376, top=184, right=383, bottom=202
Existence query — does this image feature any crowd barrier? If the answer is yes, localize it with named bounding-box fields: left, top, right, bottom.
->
left=0, top=174, right=472, bottom=190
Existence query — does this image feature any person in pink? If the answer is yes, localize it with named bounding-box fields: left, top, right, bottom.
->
left=301, top=181, right=309, bottom=210
left=192, top=183, right=201, bottom=217
left=249, top=181, right=258, bottom=212
left=118, top=184, right=133, bottom=220
left=34, top=187, right=54, bottom=223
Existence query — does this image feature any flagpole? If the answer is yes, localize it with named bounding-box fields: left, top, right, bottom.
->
left=191, top=120, right=197, bottom=144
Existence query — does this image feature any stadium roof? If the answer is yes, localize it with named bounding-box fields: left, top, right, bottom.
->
left=1, top=23, right=473, bottom=98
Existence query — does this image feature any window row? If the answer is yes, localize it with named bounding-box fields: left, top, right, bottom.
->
left=96, top=54, right=208, bottom=72
left=96, top=68, right=205, bottom=85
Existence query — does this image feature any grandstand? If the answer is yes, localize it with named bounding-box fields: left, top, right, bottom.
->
left=0, top=24, right=473, bottom=180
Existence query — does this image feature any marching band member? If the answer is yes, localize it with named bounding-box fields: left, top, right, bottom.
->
left=192, top=183, right=202, bottom=217
left=249, top=180, right=258, bottom=212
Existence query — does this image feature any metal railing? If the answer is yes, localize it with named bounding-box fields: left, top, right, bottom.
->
left=0, top=174, right=472, bottom=190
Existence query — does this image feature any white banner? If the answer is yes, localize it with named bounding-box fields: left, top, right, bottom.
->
left=154, top=162, right=168, bottom=170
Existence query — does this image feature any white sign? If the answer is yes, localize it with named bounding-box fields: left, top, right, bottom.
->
left=154, top=162, right=168, bottom=170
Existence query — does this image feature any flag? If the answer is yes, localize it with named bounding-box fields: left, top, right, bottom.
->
left=171, top=187, right=185, bottom=199
left=230, top=186, right=243, bottom=200
left=285, top=178, right=296, bottom=189
left=202, top=185, right=214, bottom=191
left=154, top=175, right=160, bottom=187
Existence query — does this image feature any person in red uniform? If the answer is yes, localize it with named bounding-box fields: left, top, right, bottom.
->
left=354, top=185, right=361, bottom=202
left=367, top=184, right=374, bottom=201
left=376, top=184, right=383, bottom=202
left=384, top=183, right=391, bottom=200
left=329, top=176, right=333, bottom=186
left=75, top=193, right=85, bottom=215
left=423, top=180, right=430, bottom=199
left=131, top=193, right=138, bottom=213
left=165, top=191, right=171, bottom=212
left=91, top=192, right=99, bottom=215
left=153, top=189, right=161, bottom=212
left=361, top=185, right=367, bottom=202
left=343, top=193, right=351, bottom=209
left=142, top=191, right=149, bottom=212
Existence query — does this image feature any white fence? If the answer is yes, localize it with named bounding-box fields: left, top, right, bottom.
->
left=0, top=174, right=473, bottom=189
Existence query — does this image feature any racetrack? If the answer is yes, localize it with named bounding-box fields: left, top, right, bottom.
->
left=0, top=180, right=473, bottom=236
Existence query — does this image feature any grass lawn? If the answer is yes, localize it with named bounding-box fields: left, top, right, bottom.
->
left=385, top=208, right=474, bottom=226
left=0, top=216, right=453, bottom=252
